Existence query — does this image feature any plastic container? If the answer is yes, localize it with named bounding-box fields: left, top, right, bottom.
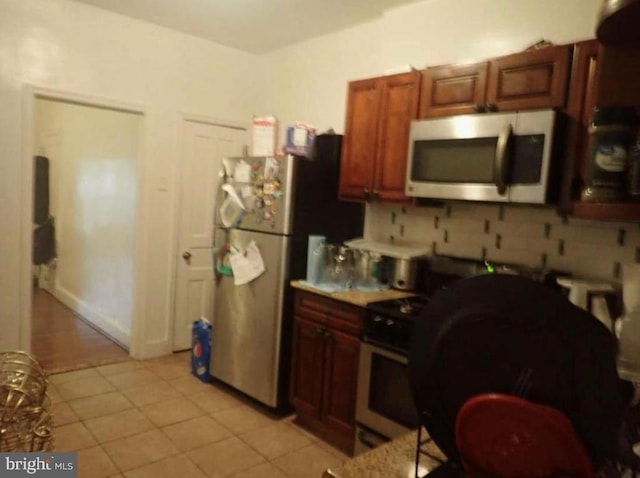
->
left=581, top=106, right=638, bottom=202
left=191, top=318, right=212, bottom=383
left=306, top=235, right=326, bottom=284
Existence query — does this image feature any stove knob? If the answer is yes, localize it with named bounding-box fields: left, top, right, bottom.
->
left=373, top=316, right=383, bottom=323
left=386, top=319, right=395, bottom=326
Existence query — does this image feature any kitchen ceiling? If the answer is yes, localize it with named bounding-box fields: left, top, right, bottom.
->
left=71, top=0, right=422, bottom=54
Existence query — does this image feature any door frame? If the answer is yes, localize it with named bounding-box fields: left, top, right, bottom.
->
left=169, top=113, right=248, bottom=350
left=21, top=85, right=149, bottom=357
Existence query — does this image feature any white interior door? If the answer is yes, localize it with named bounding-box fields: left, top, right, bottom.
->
left=173, top=120, right=246, bottom=350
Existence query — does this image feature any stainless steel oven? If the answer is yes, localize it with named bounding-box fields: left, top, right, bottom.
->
left=354, top=297, right=426, bottom=455
left=355, top=341, right=419, bottom=454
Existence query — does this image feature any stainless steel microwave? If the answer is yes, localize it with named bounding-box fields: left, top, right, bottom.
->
left=405, top=109, right=560, bottom=204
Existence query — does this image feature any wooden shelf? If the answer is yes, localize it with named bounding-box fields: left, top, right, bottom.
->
left=572, top=201, right=640, bottom=221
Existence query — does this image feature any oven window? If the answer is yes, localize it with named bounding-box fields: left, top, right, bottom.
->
left=369, top=353, right=420, bottom=429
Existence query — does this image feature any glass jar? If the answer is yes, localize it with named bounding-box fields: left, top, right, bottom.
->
left=581, top=106, right=638, bottom=202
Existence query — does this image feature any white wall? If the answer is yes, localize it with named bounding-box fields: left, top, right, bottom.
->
left=35, top=98, right=141, bottom=346
left=0, top=0, right=258, bottom=355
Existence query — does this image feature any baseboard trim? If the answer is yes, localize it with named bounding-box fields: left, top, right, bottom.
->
left=54, top=286, right=131, bottom=349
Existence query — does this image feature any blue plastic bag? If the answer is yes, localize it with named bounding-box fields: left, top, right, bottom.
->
left=191, top=318, right=212, bottom=383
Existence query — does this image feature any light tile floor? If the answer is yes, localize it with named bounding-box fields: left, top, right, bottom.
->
left=48, top=352, right=349, bottom=478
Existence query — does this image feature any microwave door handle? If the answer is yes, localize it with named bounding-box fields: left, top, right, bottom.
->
left=494, top=123, right=513, bottom=195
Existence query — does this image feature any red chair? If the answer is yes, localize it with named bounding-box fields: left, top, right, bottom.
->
left=455, top=393, right=595, bottom=478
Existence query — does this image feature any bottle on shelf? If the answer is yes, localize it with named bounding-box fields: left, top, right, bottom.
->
left=581, top=106, right=639, bottom=203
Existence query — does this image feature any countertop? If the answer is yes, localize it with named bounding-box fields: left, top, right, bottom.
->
left=290, top=280, right=418, bottom=307
left=326, top=428, right=450, bottom=478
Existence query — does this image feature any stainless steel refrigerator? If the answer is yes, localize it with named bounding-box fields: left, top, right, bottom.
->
left=211, top=135, right=363, bottom=409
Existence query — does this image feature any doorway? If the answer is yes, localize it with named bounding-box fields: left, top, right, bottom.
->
left=29, top=95, right=143, bottom=372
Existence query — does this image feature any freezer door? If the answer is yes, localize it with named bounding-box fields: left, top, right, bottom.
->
left=211, top=227, right=290, bottom=407
left=216, top=156, right=295, bottom=235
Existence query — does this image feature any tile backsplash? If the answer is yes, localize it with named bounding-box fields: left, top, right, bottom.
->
left=364, top=202, right=640, bottom=283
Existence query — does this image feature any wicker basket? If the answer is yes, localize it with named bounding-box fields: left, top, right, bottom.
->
left=0, top=351, right=53, bottom=452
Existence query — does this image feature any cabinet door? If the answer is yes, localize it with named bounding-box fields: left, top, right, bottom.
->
left=339, top=78, right=380, bottom=202
left=289, top=317, right=326, bottom=419
left=419, top=63, right=488, bottom=117
left=566, top=40, right=601, bottom=198
left=321, top=327, right=360, bottom=437
left=373, top=71, right=421, bottom=202
left=486, top=45, right=571, bottom=111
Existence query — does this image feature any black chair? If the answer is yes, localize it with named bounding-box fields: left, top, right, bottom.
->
left=408, top=274, right=633, bottom=474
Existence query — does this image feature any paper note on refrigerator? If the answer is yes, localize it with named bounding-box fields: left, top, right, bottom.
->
left=234, top=161, right=251, bottom=183
left=229, top=241, right=266, bottom=285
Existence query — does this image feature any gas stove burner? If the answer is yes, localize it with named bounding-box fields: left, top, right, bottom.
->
left=367, top=295, right=430, bottom=323
left=399, top=300, right=416, bottom=315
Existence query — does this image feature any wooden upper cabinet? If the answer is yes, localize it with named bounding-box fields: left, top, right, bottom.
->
left=418, top=45, right=571, bottom=118
left=339, top=78, right=380, bottom=201
left=419, top=62, right=488, bottom=117
left=373, top=71, right=421, bottom=201
left=340, top=71, right=420, bottom=203
left=486, top=44, right=571, bottom=111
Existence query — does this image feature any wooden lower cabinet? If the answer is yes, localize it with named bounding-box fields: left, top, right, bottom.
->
left=321, top=328, right=360, bottom=440
left=290, top=318, right=325, bottom=419
left=289, top=291, right=364, bottom=455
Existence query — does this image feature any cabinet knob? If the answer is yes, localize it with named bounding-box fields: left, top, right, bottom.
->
left=315, top=326, right=324, bottom=336
left=182, top=251, right=192, bottom=261
left=474, top=104, right=486, bottom=113
left=486, top=103, right=498, bottom=112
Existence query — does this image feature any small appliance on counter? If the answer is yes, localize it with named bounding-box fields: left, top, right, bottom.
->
left=344, top=238, right=431, bottom=291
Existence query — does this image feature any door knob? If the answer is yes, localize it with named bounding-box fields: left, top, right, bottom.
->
left=182, top=251, right=192, bottom=260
